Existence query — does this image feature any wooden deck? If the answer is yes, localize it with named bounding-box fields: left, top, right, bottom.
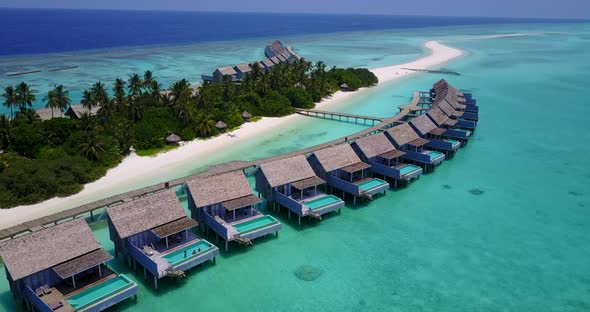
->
left=295, top=108, right=383, bottom=126
left=40, top=287, right=75, bottom=312
left=0, top=91, right=421, bottom=243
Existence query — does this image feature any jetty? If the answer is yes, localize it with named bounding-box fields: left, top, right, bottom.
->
left=295, top=108, right=383, bottom=126
left=0, top=87, right=477, bottom=243
left=48, top=66, right=78, bottom=72
left=6, top=70, right=42, bottom=77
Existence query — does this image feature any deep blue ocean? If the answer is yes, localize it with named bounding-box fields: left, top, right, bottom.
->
left=0, top=8, right=575, bottom=56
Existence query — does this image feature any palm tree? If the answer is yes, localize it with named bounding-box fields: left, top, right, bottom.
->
left=195, top=113, right=215, bottom=137
left=170, top=79, right=194, bottom=123
left=43, top=89, right=58, bottom=118
left=15, top=82, right=36, bottom=110
left=91, top=81, right=109, bottom=108
left=81, top=90, right=94, bottom=110
left=53, top=85, right=71, bottom=114
left=2, top=85, right=18, bottom=120
left=127, top=74, right=143, bottom=98
left=0, top=115, right=12, bottom=149
left=78, top=133, right=105, bottom=161
left=78, top=112, right=94, bottom=132
left=142, top=70, right=155, bottom=94
left=126, top=98, right=144, bottom=122
left=112, top=78, right=127, bottom=111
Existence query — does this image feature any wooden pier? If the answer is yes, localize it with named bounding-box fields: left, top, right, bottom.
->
left=296, top=108, right=383, bottom=126
left=402, top=68, right=460, bottom=75
left=0, top=92, right=422, bottom=243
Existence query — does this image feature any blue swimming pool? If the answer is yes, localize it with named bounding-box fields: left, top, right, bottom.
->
left=358, top=178, right=388, bottom=191
left=427, top=151, right=444, bottom=160
left=399, top=164, right=421, bottom=175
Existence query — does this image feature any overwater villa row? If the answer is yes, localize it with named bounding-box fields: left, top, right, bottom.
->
left=0, top=79, right=477, bottom=311
left=202, top=40, right=302, bottom=83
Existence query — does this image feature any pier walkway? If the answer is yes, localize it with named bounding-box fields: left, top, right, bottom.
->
left=0, top=91, right=421, bottom=242
left=295, top=108, right=383, bottom=126
left=402, top=68, right=460, bottom=75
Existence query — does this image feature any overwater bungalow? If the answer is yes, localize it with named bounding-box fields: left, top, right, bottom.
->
left=0, top=219, right=138, bottom=312
left=286, top=46, right=301, bottom=60
left=106, top=190, right=218, bottom=289
left=65, top=104, right=100, bottom=119
left=261, top=58, right=275, bottom=70
left=435, top=92, right=479, bottom=119
left=34, top=107, right=65, bottom=121
left=384, top=123, right=446, bottom=172
left=308, top=144, right=389, bottom=205
left=351, top=133, right=422, bottom=188
left=270, top=56, right=281, bottom=65
left=409, top=115, right=461, bottom=156
left=277, top=54, right=287, bottom=63
left=185, top=171, right=281, bottom=251
left=264, top=40, right=286, bottom=58
left=426, top=106, right=472, bottom=141
left=213, top=66, right=238, bottom=83
left=234, top=63, right=252, bottom=80
left=255, top=155, right=345, bottom=224
left=432, top=98, right=477, bottom=130
left=431, top=79, right=477, bottom=107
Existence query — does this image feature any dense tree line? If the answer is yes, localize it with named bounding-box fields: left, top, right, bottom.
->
left=0, top=59, right=377, bottom=207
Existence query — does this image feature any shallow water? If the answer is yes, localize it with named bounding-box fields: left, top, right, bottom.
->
left=2, top=22, right=590, bottom=311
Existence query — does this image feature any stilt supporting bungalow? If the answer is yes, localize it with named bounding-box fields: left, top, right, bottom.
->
left=255, top=155, right=345, bottom=224
left=0, top=219, right=138, bottom=312
left=351, top=133, right=423, bottom=187
left=308, top=144, right=389, bottom=205
left=107, top=190, right=218, bottom=289
left=185, top=171, right=281, bottom=251
left=384, top=123, right=446, bottom=173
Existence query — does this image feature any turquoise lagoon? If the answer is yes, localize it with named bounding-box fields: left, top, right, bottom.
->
left=1, top=22, right=590, bottom=311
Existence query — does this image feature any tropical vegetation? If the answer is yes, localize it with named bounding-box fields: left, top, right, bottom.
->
left=0, top=59, right=377, bottom=207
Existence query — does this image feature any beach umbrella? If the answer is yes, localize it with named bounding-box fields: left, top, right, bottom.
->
left=166, top=133, right=182, bottom=145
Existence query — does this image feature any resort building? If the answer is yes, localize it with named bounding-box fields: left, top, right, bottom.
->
left=64, top=104, right=101, bottom=119
left=212, top=66, right=238, bottom=83
left=255, top=155, right=345, bottom=224
left=234, top=63, right=252, bottom=80
left=34, top=107, right=65, bottom=121
left=351, top=133, right=422, bottom=188
left=106, top=190, right=219, bottom=289
left=185, top=171, right=281, bottom=251
left=264, top=40, right=286, bottom=58
left=425, top=106, right=472, bottom=142
left=260, top=58, right=275, bottom=70
left=269, top=56, right=281, bottom=65
left=277, top=54, right=287, bottom=63
left=384, top=123, right=446, bottom=172
left=0, top=218, right=138, bottom=312
left=409, top=115, right=461, bottom=156
left=430, top=99, right=476, bottom=131
left=434, top=95, right=479, bottom=122
left=308, top=144, right=389, bottom=205
left=286, top=46, right=301, bottom=61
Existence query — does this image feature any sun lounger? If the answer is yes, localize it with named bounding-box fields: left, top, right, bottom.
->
left=35, top=287, right=44, bottom=297
left=41, top=284, right=52, bottom=295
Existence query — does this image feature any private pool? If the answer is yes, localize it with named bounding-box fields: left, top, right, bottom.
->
left=162, top=240, right=214, bottom=266
left=233, top=215, right=278, bottom=233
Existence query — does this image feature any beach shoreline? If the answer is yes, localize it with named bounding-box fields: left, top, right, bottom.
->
left=0, top=40, right=463, bottom=230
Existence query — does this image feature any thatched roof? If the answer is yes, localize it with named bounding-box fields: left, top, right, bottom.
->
left=352, top=133, right=396, bottom=159
left=409, top=115, right=437, bottom=136
left=379, top=149, right=406, bottom=160
left=433, top=79, right=448, bottom=89
left=215, top=66, right=237, bottom=76
left=34, top=108, right=65, bottom=121
left=291, top=176, right=325, bottom=190
left=261, top=58, right=275, bottom=68
left=312, top=144, right=364, bottom=172
left=242, top=111, right=252, bottom=118
left=434, top=99, right=456, bottom=116
left=186, top=170, right=255, bottom=208
left=270, top=56, right=281, bottom=65
left=234, top=63, right=252, bottom=74
left=152, top=217, right=198, bottom=238
left=340, top=83, right=349, bottom=89
left=166, top=133, right=182, bottom=144
left=67, top=104, right=101, bottom=118
left=215, top=120, right=227, bottom=129
left=341, top=162, right=372, bottom=174
left=52, top=248, right=113, bottom=279
left=429, top=128, right=447, bottom=136
left=386, top=123, right=421, bottom=146
left=426, top=106, right=451, bottom=126
left=408, top=138, right=429, bottom=147
left=107, top=190, right=187, bottom=239
left=0, top=218, right=101, bottom=280
left=259, top=155, right=317, bottom=188
left=277, top=54, right=287, bottom=62
left=222, top=194, right=261, bottom=211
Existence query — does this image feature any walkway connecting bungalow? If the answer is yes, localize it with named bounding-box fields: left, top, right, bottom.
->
left=308, top=144, right=389, bottom=205
left=0, top=219, right=138, bottom=312
left=351, top=133, right=422, bottom=188
left=295, top=108, right=383, bottom=126
left=409, top=114, right=461, bottom=156
left=106, top=190, right=218, bottom=289
left=255, top=155, right=345, bottom=224
left=384, top=123, right=446, bottom=172
left=185, top=171, right=281, bottom=251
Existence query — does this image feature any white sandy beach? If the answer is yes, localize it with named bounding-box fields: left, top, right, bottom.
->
left=0, top=40, right=463, bottom=230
